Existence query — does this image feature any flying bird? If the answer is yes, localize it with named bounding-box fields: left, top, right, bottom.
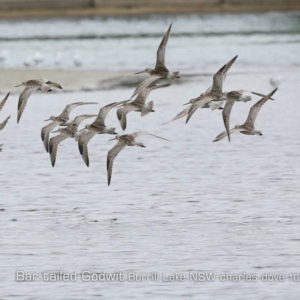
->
left=41, top=101, right=98, bottom=152
left=213, top=88, right=277, bottom=142
left=185, top=64, right=228, bottom=124
left=163, top=56, right=238, bottom=125
left=107, top=131, right=170, bottom=186
left=117, top=78, right=178, bottom=131
left=222, top=90, right=274, bottom=142
left=77, top=100, right=129, bottom=167
left=15, top=79, right=63, bottom=123
left=131, top=23, right=179, bottom=99
left=48, top=114, right=97, bottom=167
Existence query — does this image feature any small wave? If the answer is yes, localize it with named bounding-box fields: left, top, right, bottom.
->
left=0, top=29, right=300, bottom=41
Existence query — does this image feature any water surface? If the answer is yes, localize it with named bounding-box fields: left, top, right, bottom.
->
left=0, top=11, right=300, bottom=299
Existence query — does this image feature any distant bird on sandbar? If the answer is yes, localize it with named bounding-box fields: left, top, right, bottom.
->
left=107, top=131, right=170, bottom=186
left=33, top=51, right=44, bottom=66
left=55, top=51, right=63, bottom=67
left=23, top=57, right=34, bottom=68
left=0, top=50, right=8, bottom=67
left=15, top=79, right=63, bottom=123
left=131, top=23, right=180, bottom=99
left=41, top=101, right=98, bottom=152
left=48, top=114, right=97, bottom=167
left=77, top=100, right=129, bottom=167
left=73, top=52, right=82, bottom=67
left=213, top=88, right=277, bottom=142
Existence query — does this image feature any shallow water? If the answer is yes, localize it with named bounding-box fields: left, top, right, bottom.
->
left=1, top=11, right=300, bottom=299
left=1, top=65, right=300, bottom=299
left=0, top=11, right=299, bottom=71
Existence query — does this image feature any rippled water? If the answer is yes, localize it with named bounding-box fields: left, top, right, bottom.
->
left=0, top=11, right=299, bottom=70
left=1, top=11, right=300, bottom=299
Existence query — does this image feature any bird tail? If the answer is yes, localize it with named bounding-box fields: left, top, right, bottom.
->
left=239, top=95, right=252, bottom=103
left=208, top=101, right=224, bottom=110
left=41, top=84, right=52, bottom=92
left=141, top=101, right=154, bottom=117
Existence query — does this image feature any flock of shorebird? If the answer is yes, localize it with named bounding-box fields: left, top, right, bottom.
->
left=0, top=23, right=277, bottom=185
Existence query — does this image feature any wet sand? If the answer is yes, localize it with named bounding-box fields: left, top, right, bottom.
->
left=0, top=69, right=132, bottom=94
left=0, top=3, right=299, bottom=18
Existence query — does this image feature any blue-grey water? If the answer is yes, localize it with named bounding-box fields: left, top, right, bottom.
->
left=1, top=11, right=300, bottom=299
left=0, top=12, right=299, bottom=70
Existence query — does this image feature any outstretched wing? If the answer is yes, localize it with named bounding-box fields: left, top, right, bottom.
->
left=222, top=55, right=238, bottom=81
left=107, top=141, right=127, bottom=186
left=131, top=88, right=152, bottom=107
left=41, top=120, right=60, bottom=152
left=94, top=100, right=128, bottom=127
left=71, top=114, right=97, bottom=127
left=59, top=102, right=98, bottom=118
left=162, top=106, right=191, bottom=125
left=130, top=75, right=161, bottom=99
left=0, top=92, right=10, bottom=112
left=251, top=91, right=275, bottom=101
left=222, top=98, right=236, bottom=142
left=0, top=115, right=10, bottom=131
left=48, top=134, right=69, bottom=167
left=243, top=88, right=277, bottom=129
left=210, top=64, right=226, bottom=94
left=117, top=106, right=136, bottom=131
left=131, top=131, right=170, bottom=142
left=213, top=128, right=241, bottom=143
left=155, top=23, right=172, bottom=71
left=77, top=130, right=98, bottom=167
left=186, top=95, right=215, bottom=124
left=206, top=56, right=237, bottom=92
left=17, top=86, right=39, bottom=123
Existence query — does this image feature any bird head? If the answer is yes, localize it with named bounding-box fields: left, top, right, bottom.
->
left=15, top=82, right=26, bottom=87
left=134, top=68, right=152, bottom=75
left=108, top=134, right=120, bottom=141
left=44, top=116, right=56, bottom=121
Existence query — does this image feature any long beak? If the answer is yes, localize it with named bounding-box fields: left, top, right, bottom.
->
left=183, top=101, right=190, bottom=106
left=15, top=83, right=23, bottom=87
left=108, top=137, right=117, bottom=141
left=44, top=118, right=51, bottom=121
left=134, top=70, right=146, bottom=75
left=79, top=128, right=86, bottom=132
left=52, top=130, right=59, bottom=133
left=251, top=91, right=275, bottom=100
